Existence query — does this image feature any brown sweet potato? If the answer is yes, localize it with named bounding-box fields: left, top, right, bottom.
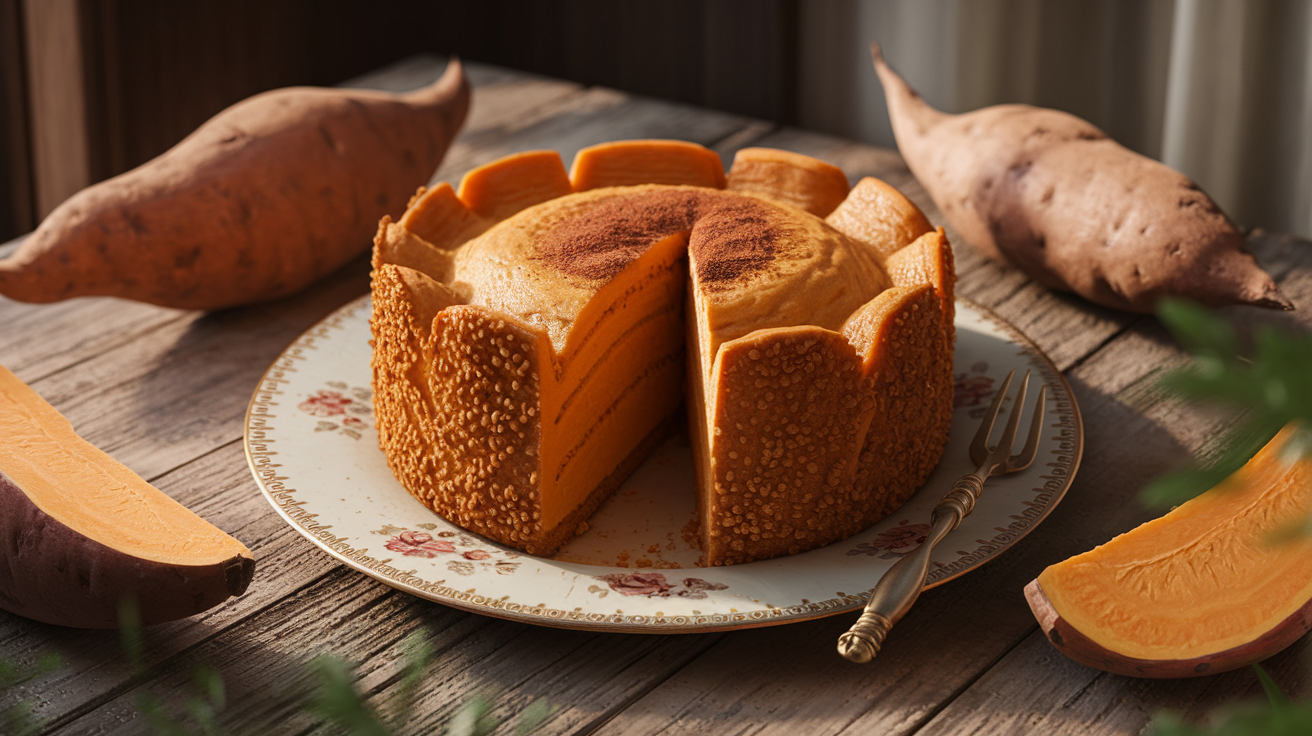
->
left=0, top=60, right=469, bottom=311
left=872, top=45, right=1290, bottom=313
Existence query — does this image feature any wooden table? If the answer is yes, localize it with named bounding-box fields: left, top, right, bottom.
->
left=3, top=55, right=1310, bottom=736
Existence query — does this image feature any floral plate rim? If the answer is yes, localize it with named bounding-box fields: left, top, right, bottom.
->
left=243, top=295, right=1083, bottom=633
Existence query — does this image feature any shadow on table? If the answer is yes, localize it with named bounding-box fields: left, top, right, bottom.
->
left=540, top=371, right=1202, bottom=735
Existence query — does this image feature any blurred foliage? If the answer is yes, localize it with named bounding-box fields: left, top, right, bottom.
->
left=1143, top=298, right=1312, bottom=507
left=1144, top=299, right=1311, bottom=734
left=0, top=650, right=61, bottom=735
left=0, top=599, right=557, bottom=736
left=1148, top=665, right=1312, bottom=736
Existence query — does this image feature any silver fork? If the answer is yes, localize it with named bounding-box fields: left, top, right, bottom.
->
left=836, top=369, right=1047, bottom=663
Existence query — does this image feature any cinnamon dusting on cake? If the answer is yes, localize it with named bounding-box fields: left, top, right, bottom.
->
left=534, top=189, right=783, bottom=288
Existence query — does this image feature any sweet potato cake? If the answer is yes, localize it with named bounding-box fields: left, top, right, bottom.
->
left=370, top=141, right=954, bottom=565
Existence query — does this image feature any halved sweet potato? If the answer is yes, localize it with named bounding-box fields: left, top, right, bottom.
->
left=1026, top=424, right=1312, bottom=677
left=0, top=365, right=253, bottom=628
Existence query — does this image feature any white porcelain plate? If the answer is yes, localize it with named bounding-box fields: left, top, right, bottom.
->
left=244, top=296, right=1082, bottom=633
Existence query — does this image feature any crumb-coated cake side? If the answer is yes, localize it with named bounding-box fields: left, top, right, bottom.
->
left=370, top=141, right=956, bottom=565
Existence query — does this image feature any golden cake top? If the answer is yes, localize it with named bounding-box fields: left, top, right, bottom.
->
left=374, top=140, right=935, bottom=360
left=452, top=184, right=889, bottom=355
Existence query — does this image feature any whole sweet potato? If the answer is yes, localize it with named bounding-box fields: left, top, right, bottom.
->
left=0, top=60, right=469, bottom=310
left=873, top=45, right=1290, bottom=313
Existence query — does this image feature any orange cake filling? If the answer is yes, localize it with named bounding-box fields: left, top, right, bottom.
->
left=534, top=233, right=689, bottom=531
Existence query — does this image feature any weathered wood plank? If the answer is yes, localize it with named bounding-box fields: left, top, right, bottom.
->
left=910, top=625, right=1309, bottom=736
left=15, top=258, right=373, bottom=480
left=5, top=63, right=1309, bottom=736
left=1, top=70, right=764, bottom=733
left=432, top=85, right=753, bottom=189
left=0, top=230, right=195, bottom=383
left=906, top=233, right=1312, bottom=736
left=0, top=56, right=582, bottom=387
left=348, top=622, right=724, bottom=736
left=593, top=232, right=1310, bottom=736
left=0, top=441, right=345, bottom=728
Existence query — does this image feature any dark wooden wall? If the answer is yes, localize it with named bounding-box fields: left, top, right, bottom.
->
left=0, top=0, right=34, bottom=238
left=0, top=0, right=797, bottom=242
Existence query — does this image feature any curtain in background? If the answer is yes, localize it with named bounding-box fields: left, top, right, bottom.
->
left=800, top=0, right=1312, bottom=239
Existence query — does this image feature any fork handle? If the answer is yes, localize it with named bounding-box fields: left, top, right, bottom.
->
left=836, top=472, right=987, bottom=663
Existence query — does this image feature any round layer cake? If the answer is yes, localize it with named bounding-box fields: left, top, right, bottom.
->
left=370, top=141, right=955, bottom=566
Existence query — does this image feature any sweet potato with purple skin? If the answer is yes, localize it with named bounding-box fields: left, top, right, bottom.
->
left=872, top=45, right=1290, bottom=313
left=0, top=60, right=469, bottom=311
left=0, top=364, right=253, bottom=628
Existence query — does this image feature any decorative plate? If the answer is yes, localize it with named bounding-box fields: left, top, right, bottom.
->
left=244, top=296, right=1082, bottom=633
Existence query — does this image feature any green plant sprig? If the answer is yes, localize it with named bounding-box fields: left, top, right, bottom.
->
left=0, top=651, right=62, bottom=736
left=1148, top=665, right=1312, bottom=735
left=112, top=600, right=551, bottom=736
left=1143, top=298, right=1312, bottom=507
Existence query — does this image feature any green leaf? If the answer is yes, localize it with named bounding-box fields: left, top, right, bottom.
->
left=1142, top=467, right=1231, bottom=507
left=446, top=694, right=503, bottom=736
left=515, top=699, right=557, bottom=736
left=1, top=700, right=43, bottom=736
left=193, top=664, right=226, bottom=712
left=136, top=691, right=193, bottom=736
left=1252, top=664, right=1289, bottom=710
left=1140, top=416, right=1285, bottom=508
left=388, top=629, right=434, bottom=730
left=1279, top=424, right=1312, bottom=463
left=306, top=655, right=391, bottom=736
left=1263, top=511, right=1312, bottom=546
left=118, top=596, right=146, bottom=678
left=1146, top=700, right=1312, bottom=735
left=1157, top=298, right=1237, bottom=359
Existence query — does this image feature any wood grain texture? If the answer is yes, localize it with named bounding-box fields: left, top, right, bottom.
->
left=909, top=234, right=1312, bottom=736
left=594, top=229, right=1310, bottom=736
left=3, top=57, right=1311, bottom=736
left=0, top=58, right=761, bottom=734
left=0, top=57, right=578, bottom=382
left=432, top=85, right=752, bottom=189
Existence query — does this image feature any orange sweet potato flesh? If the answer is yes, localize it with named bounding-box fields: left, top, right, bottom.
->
left=0, top=60, right=469, bottom=310
left=0, top=364, right=253, bottom=628
left=1026, top=424, right=1312, bottom=677
left=873, top=44, right=1290, bottom=314
left=570, top=140, right=727, bottom=191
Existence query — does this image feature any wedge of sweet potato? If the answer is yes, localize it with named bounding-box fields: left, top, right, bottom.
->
left=1027, top=424, right=1312, bottom=677
left=0, top=364, right=253, bottom=627
left=873, top=44, right=1290, bottom=313
left=0, top=60, right=469, bottom=311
